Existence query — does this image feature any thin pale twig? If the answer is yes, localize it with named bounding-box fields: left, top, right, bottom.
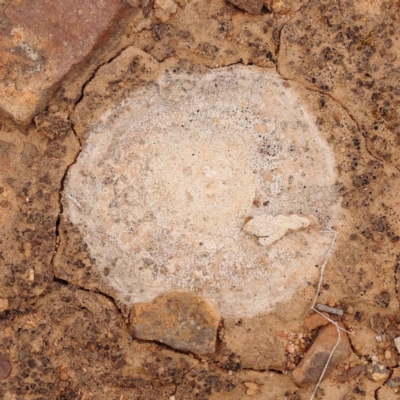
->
left=310, top=228, right=337, bottom=310
left=311, top=308, right=355, bottom=336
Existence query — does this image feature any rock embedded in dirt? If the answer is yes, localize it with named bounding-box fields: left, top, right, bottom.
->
left=304, top=312, right=330, bottom=332
left=130, top=291, right=220, bottom=354
left=244, top=381, right=260, bottom=395
left=291, top=323, right=352, bottom=387
left=0, top=0, right=129, bottom=125
left=227, top=0, right=264, bottom=14
left=0, top=353, right=11, bottom=380
left=154, top=0, right=178, bottom=22
left=270, top=0, right=291, bottom=14
left=366, top=362, right=390, bottom=382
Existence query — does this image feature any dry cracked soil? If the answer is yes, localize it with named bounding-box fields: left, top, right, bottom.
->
left=1, top=0, right=400, bottom=399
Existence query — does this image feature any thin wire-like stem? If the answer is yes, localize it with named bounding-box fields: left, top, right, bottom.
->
left=310, top=229, right=337, bottom=310
left=311, top=308, right=355, bottom=336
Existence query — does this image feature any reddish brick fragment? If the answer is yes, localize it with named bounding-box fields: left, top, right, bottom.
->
left=0, top=0, right=129, bottom=125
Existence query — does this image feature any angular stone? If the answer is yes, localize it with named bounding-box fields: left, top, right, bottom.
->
left=154, top=0, right=177, bottom=23
left=130, top=292, right=220, bottom=354
left=346, top=364, right=366, bottom=380
left=244, top=381, right=260, bottom=395
left=304, top=312, right=330, bottom=332
left=291, top=323, right=352, bottom=387
left=243, top=214, right=312, bottom=247
left=227, top=0, right=263, bottom=14
left=271, top=0, right=291, bottom=14
left=0, top=0, right=129, bottom=125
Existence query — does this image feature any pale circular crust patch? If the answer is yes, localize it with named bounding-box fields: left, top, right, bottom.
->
left=64, top=65, right=338, bottom=317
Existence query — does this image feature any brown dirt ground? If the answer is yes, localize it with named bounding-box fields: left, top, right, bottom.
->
left=1, top=0, right=400, bottom=399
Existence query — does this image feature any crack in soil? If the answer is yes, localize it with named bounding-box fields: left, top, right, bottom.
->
left=395, top=255, right=400, bottom=304
left=52, top=277, right=129, bottom=329
left=49, top=44, right=141, bottom=319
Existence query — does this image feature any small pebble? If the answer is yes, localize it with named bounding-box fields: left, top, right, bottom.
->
left=376, top=335, right=382, bottom=342
left=28, top=269, right=34, bottom=282
left=371, top=355, right=379, bottom=363
left=287, top=362, right=296, bottom=371
left=0, top=353, right=11, bottom=380
left=49, top=105, right=59, bottom=113
left=346, top=305, right=354, bottom=314
left=385, top=349, right=392, bottom=360
left=59, top=370, right=69, bottom=381
left=244, top=382, right=260, bottom=396
left=326, top=299, right=336, bottom=307
left=286, top=343, right=295, bottom=354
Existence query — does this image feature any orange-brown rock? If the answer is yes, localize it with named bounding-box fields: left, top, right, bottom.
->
left=227, top=0, right=264, bottom=14
left=130, top=292, right=220, bottom=354
left=0, top=0, right=129, bottom=125
left=292, top=323, right=352, bottom=387
left=304, top=312, right=330, bottom=332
